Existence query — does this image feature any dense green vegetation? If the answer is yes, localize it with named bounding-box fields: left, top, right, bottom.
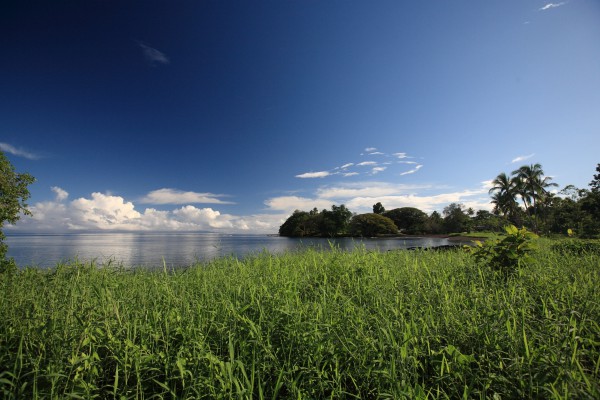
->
left=0, top=151, right=35, bottom=273
left=1, top=244, right=599, bottom=399
left=280, top=163, right=600, bottom=238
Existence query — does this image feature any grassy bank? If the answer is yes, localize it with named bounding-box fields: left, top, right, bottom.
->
left=0, top=245, right=598, bottom=399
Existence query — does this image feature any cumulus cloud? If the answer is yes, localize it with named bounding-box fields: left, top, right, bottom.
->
left=393, top=152, right=408, bottom=159
left=138, top=41, right=170, bottom=65
left=295, top=171, right=331, bottom=179
left=371, top=167, right=387, bottom=174
left=511, top=153, right=535, bottom=163
left=140, top=188, right=234, bottom=205
left=539, top=2, right=566, bottom=11
left=364, top=147, right=377, bottom=152
left=51, top=186, right=69, bottom=202
left=70, top=192, right=142, bottom=230
left=0, top=142, right=39, bottom=160
left=13, top=188, right=285, bottom=233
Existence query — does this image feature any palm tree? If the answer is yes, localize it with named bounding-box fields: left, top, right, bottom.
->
left=511, top=163, right=558, bottom=231
left=489, top=172, right=519, bottom=221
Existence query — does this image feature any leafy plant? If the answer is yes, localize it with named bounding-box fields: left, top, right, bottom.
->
left=468, top=225, right=538, bottom=275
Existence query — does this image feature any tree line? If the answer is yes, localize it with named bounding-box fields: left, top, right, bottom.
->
left=279, top=163, right=600, bottom=238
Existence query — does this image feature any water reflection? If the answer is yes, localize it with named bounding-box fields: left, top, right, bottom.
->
left=5, top=233, right=462, bottom=268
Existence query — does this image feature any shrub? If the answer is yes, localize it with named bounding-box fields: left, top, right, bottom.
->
left=468, top=225, right=538, bottom=275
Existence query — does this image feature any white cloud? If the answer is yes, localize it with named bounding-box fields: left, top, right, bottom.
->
left=343, top=172, right=359, bottom=177
left=539, top=2, right=566, bottom=11
left=371, top=167, right=387, bottom=174
left=173, top=205, right=234, bottom=229
left=51, top=186, right=69, bottom=202
left=0, top=142, right=39, bottom=160
left=393, top=152, right=408, bottom=159
left=138, top=42, right=170, bottom=65
left=265, top=181, right=493, bottom=216
left=398, top=161, right=418, bottom=165
left=316, top=182, right=426, bottom=199
left=295, top=171, right=331, bottom=179
left=357, top=161, right=377, bottom=166
left=70, top=192, right=142, bottom=230
left=399, top=164, right=423, bottom=176
left=140, top=188, right=234, bottom=205
left=368, top=152, right=384, bottom=155
left=13, top=189, right=284, bottom=233
left=339, top=163, right=354, bottom=169
left=511, top=153, right=535, bottom=163
left=263, top=196, right=332, bottom=212
left=365, top=147, right=377, bottom=152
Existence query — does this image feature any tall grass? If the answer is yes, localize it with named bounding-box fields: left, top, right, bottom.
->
left=0, top=245, right=598, bottom=398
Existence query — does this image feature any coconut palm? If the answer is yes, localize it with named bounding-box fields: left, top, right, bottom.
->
left=489, top=172, right=519, bottom=220
left=511, top=163, right=558, bottom=230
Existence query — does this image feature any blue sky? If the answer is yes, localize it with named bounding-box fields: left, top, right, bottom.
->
left=2, top=1, right=599, bottom=233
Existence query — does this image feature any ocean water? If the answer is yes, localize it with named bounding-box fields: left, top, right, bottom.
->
left=5, top=232, right=458, bottom=268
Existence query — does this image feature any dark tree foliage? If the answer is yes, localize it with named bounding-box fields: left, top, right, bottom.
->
left=443, top=203, right=472, bottom=233
left=383, top=207, right=428, bottom=234
left=319, top=204, right=353, bottom=237
left=279, top=205, right=352, bottom=237
left=372, top=202, right=385, bottom=215
left=1, top=151, right=35, bottom=271
left=424, top=211, right=444, bottom=234
left=278, top=210, right=311, bottom=237
left=590, top=163, right=600, bottom=193
left=349, top=213, right=398, bottom=237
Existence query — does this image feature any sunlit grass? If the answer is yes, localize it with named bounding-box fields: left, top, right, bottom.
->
left=0, top=246, right=598, bottom=398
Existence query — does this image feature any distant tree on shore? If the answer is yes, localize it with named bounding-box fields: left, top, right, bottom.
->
left=278, top=204, right=352, bottom=237
left=372, top=202, right=385, bottom=214
left=383, top=207, right=428, bottom=234
left=349, top=213, right=397, bottom=237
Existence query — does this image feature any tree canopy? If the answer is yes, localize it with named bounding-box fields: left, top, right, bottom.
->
left=383, top=207, right=428, bottom=234
left=1, top=151, right=35, bottom=270
left=349, top=213, right=397, bottom=237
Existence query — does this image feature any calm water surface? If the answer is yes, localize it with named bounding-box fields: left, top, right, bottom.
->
left=5, top=232, right=458, bottom=268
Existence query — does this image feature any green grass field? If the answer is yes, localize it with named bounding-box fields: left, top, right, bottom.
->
left=0, top=244, right=598, bottom=399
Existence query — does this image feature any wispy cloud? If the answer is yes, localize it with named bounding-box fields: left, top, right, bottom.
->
left=139, top=188, right=234, bottom=204
left=295, top=171, right=331, bottom=179
left=511, top=153, right=535, bottom=164
left=0, top=142, right=40, bottom=159
left=539, top=2, right=566, bottom=11
left=138, top=41, right=170, bottom=65
left=400, top=165, right=423, bottom=176
left=295, top=149, right=419, bottom=180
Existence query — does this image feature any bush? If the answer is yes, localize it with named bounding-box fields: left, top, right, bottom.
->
left=468, top=225, right=538, bottom=276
